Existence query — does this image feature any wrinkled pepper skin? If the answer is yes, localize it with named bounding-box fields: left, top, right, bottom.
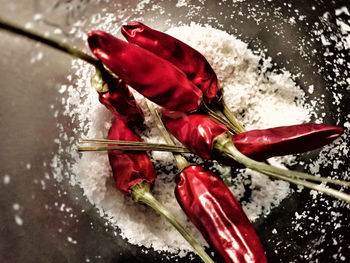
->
left=88, top=30, right=203, bottom=112
left=107, top=118, right=156, bottom=195
left=121, top=21, right=222, bottom=105
left=98, top=78, right=144, bottom=127
left=232, top=123, right=344, bottom=161
left=161, top=109, right=228, bottom=159
left=175, top=165, right=267, bottom=263
left=162, top=110, right=344, bottom=161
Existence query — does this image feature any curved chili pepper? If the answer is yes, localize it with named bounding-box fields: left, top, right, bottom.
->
left=88, top=30, right=203, bottom=113
left=161, top=109, right=344, bottom=161
left=92, top=72, right=144, bottom=127
left=121, top=21, right=222, bottom=105
left=233, top=123, right=344, bottom=161
left=107, top=118, right=155, bottom=195
left=175, top=165, right=267, bottom=263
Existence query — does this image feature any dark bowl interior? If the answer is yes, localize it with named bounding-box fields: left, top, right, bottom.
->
left=0, top=0, right=349, bottom=262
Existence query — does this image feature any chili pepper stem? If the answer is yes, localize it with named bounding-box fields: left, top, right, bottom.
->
left=78, top=144, right=190, bottom=153
left=0, top=18, right=108, bottom=74
left=220, top=100, right=246, bottom=133
left=131, top=182, right=214, bottom=263
left=146, top=101, right=190, bottom=171
left=214, top=132, right=350, bottom=203
left=203, top=103, right=241, bottom=134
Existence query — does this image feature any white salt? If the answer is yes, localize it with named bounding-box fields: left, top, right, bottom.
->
left=52, top=24, right=318, bottom=253
left=3, top=174, right=10, bottom=184
left=14, top=215, right=23, bottom=226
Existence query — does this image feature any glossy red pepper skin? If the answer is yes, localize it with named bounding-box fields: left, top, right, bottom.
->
left=107, top=118, right=156, bottom=195
left=162, top=110, right=344, bottom=161
left=233, top=123, right=344, bottom=161
left=161, top=109, right=228, bottom=159
left=121, top=21, right=222, bottom=105
left=98, top=78, right=144, bottom=127
left=88, top=30, right=203, bottom=112
left=175, top=165, right=267, bottom=263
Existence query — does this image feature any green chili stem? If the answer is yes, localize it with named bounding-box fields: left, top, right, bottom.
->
left=203, top=103, right=241, bottom=134
left=220, top=100, right=246, bottom=133
left=79, top=138, right=189, bottom=150
left=146, top=101, right=189, bottom=171
left=131, top=182, right=214, bottom=263
left=78, top=144, right=190, bottom=153
left=214, top=133, right=350, bottom=203
left=0, top=17, right=106, bottom=73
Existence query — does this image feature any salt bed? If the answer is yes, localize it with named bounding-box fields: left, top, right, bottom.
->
left=51, top=22, right=347, bottom=255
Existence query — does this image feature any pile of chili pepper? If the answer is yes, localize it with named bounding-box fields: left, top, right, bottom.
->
left=2, top=18, right=348, bottom=263
left=147, top=103, right=268, bottom=263
left=84, top=23, right=350, bottom=263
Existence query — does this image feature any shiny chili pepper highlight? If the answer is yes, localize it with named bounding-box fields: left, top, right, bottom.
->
left=92, top=71, right=144, bottom=127
left=88, top=30, right=203, bottom=112
left=107, top=118, right=155, bottom=195
left=121, top=21, right=222, bottom=105
left=175, top=165, right=267, bottom=263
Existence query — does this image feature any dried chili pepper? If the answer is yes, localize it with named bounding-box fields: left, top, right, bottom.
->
left=88, top=30, right=203, bottom=113
left=232, top=123, right=344, bottom=161
left=107, top=118, right=155, bottom=195
left=107, top=118, right=214, bottom=263
left=146, top=102, right=268, bottom=263
left=121, top=22, right=245, bottom=133
left=161, top=110, right=228, bottom=160
left=161, top=109, right=344, bottom=161
left=121, top=21, right=222, bottom=105
left=161, top=110, right=350, bottom=202
left=92, top=70, right=144, bottom=128
left=176, top=165, right=268, bottom=263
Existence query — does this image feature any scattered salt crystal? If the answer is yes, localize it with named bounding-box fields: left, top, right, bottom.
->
left=54, top=28, right=63, bottom=35
left=33, top=13, right=43, bottom=21
left=24, top=23, right=33, bottom=29
left=3, top=174, right=10, bottom=184
left=26, top=163, right=31, bottom=170
left=14, top=215, right=23, bottom=226
left=13, top=203, right=20, bottom=210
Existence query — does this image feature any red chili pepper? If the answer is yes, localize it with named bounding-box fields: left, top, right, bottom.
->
left=175, top=165, right=267, bottom=263
left=161, top=109, right=228, bottom=159
left=121, top=21, right=222, bottom=105
left=107, top=118, right=155, bottom=195
left=161, top=109, right=344, bottom=161
left=107, top=118, right=215, bottom=262
left=233, top=123, right=344, bottom=161
left=92, top=72, right=144, bottom=127
left=88, top=30, right=203, bottom=113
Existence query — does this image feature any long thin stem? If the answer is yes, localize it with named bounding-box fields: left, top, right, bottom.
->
left=214, top=133, right=350, bottom=203
left=0, top=18, right=106, bottom=72
left=131, top=182, right=214, bottom=263
left=203, top=103, right=241, bottom=134
left=146, top=101, right=189, bottom=171
left=78, top=144, right=190, bottom=153
left=79, top=138, right=188, bottom=150
left=220, top=100, right=246, bottom=133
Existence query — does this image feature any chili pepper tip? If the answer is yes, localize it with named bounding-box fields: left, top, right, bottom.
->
left=121, top=21, right=143, bottom=37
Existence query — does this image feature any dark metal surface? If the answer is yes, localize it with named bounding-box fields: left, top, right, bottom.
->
left=0, top=0, right=349, bottom=262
